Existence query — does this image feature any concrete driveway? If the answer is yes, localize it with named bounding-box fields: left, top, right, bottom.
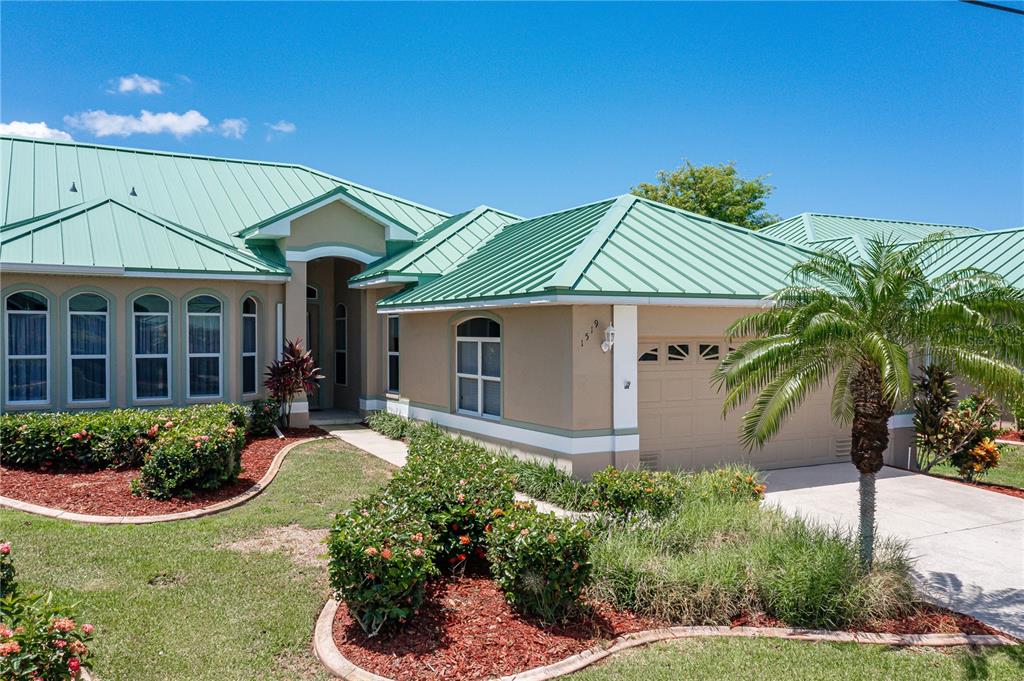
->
left=764, top=463, right=1024, bottom=639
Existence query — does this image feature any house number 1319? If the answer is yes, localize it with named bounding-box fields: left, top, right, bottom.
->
left=580, top=319, right=599, bottom=347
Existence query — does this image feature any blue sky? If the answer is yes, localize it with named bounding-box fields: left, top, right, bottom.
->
left=2, top=1, right=1022, bottom=227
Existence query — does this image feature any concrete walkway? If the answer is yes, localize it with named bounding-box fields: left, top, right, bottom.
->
left=327, top=425, right=586, bottom=519
left=764, top=463, right=1024, bottom=639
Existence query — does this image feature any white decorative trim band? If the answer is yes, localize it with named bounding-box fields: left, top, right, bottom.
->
left=379, top=294, right=772, bottom=314
left=285, top=246, right=382, bottom=264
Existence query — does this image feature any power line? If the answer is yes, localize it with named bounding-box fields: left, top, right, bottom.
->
left=960, top=1, right=1024, bottom=16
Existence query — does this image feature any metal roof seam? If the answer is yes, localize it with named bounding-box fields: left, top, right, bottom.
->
left=547, top=195, right=632, bottom=290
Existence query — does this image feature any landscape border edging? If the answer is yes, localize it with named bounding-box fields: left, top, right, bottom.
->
left=312, top=598, right=1017, bottom=681
left=0, top=437, right=319, bottom=524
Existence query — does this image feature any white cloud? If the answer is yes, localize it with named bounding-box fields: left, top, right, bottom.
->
left=113, top=74, right=164, bottom=95
left=0, top=120, right=73, bottom=141
left=64, top=109, right=210, bottom=138
left=266, top=120, right=296, bottom=134
left=219, top=118, right=248, bottom=139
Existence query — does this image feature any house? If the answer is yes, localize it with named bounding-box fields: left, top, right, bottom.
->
left=2, top=136, right=1021, bottom=477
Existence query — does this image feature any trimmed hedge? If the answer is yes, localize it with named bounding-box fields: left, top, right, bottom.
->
left=591, top=468, right=676, bottom=520
left=328, top=499, right=439, bottom=637
left=486, top=501, right=593, bottom=623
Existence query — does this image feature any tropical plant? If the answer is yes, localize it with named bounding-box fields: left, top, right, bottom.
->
left=713, top=234, right=1024, bottom=567
left=264, top=338, right=324, bottom=428
left=915, top=392, right=999, bottom=473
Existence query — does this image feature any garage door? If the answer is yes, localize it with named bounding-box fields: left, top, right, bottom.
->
left=637, top=338, right=849, bottom=471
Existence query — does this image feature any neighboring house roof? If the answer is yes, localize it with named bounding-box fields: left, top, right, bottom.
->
left=761, top=212, right=983, bottom=246
left=0, top=135, right=451, bottom=275
left=378, top=195, right=820, bottom=310
left=349, top=205, right=522, bottom=287
left=0, top=198, right=289, bottom=277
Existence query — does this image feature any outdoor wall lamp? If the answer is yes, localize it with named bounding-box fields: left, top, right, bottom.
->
left=601, top=323, right=615, bottom=353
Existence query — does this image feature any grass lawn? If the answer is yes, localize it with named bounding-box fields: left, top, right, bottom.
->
left=568, top=638, right=1024, bottom=681
left=930, top=444, right=1024, bottom=490
left=0, top=438, right=393, bottom=681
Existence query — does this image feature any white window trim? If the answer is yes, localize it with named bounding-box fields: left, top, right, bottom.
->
left=186, top=298, right=223, bottom=400
left=5, top=294, right=50, bottom=405
left=132, top=298, right=171, bottom=402
left=386, top=314, right=399, bottom=395
left=242, top=300, right=258, bottom=396
left=455, top=334, right=501, bottom=419
left=335, top=303, right=348, bottom=387
left=67, top=296, right=109, bottom=404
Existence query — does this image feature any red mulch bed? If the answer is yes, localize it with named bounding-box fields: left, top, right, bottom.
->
left=334, top=576, right=1008, bottom=681
left=997, top=430, right=1022, bottom=443
left=0, top=428, right=325, bottom=516
left=925, top=474, right=1024, bottom=501
left=333, top=574, right=663, bottom=681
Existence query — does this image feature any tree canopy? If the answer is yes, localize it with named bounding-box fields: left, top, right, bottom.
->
left=632, top=160, right=778, bottom=229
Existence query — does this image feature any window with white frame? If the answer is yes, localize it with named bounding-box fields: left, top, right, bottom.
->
left=335, top=303, right=347, bottom=385
left=68, top=293, right=108, bottom=403
left=133, top=294, right=170, bottom=400
left=5, top=291, right=49, bottom=403
left=386, top=315, right=399, bottom=393
left=187, top=295, right=222, bottom=398
left=456, top=317, right=501, bottom=417
left=242, top=297, right=258, bottom=395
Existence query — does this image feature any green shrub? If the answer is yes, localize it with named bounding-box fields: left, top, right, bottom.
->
left=669, top=466, right=767, bottom=505
left=951, top=437, right=1002, bottom=482
left=328, top=499, right=438, bottom=637
left=505, top=458, right=598, bottom=512
left=247, top=398, right=281, bottom=436
left=0, top=544, right=96, bottom=681
left=486, top=502, right=593, bottom=623
left=0, top=542, right=14, bottom=597
left=364, top=411, right=417, bottom=440
left=389, top=424, right=515, bottom=567
left=132, top=407, right=246, bottom=499
left=591, top=467, right=676, bottom=519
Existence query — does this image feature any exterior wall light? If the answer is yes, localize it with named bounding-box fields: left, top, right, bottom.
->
left=601, top=323, right=615, bottom=353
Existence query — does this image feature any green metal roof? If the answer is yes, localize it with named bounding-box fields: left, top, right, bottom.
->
left=761, top=212, right=983, bottom=246
left=0, top=198, right=288, bottom=276
left=379, top=195, right=820, bottom=309
left=0, top=135, right=450, bottom=273
left=350, top=206, right=521, bottom=285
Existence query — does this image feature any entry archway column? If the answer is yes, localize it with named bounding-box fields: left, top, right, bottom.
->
left=284, top=259, right=310, bottom=428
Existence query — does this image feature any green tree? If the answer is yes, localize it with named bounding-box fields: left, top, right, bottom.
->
left=712, top=235, right=1024, bottom=568
left=632, top=160, right=778, bottom=229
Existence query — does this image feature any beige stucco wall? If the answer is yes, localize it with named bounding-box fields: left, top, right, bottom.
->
left=286, top=201, right=388, bottom=257
left=0, top=273, right=284, bottom=412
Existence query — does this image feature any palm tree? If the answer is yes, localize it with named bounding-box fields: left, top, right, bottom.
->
left=713, top=234, right=1024, bottom=568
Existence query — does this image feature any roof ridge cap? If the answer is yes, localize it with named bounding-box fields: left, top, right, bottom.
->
left=545, top=194, right=637, bottom=291
left=805, top=211, right=983, bottom=231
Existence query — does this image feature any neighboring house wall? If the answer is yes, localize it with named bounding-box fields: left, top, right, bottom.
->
left=0, top=273, right=283, bottom=412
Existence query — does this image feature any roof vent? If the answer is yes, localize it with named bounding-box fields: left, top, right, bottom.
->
left=129, top=186, right=138, bottom=197
left=69, top=182, right=78, bottom=193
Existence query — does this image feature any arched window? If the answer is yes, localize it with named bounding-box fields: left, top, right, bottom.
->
left=455, top=317, right=501, bottom=417
left=242, top=297, right=258, bottom=394
left=335, top=303, right=347, bottom=386
left=133, top=294, right=171, bottom=400
left=187, top=295, right=222, bottom=398
left=68, top=293, right=108, bottom=403
left=5, top=291, right=49, bottom=404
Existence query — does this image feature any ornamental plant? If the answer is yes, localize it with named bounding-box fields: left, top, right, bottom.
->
left=389, top=424, right=515, bottom=568
left=132, top=416, right=246, bottom=500
left=0, top=545, right=95, bottom=681
left=264, top=338, right=324, bottom=428
left=951, top=437, right=1002, bottom=482
left=246, top=398, right=282, bottom=436
left=328, top=499, right=438, bottom=637
left=590, top=467, right=676, bottom=520
left=669, top=466, right=767, bottom=504
left=1, top=542, right=14, bottom=597
left=364, top=411, right=417, bottom=440
left=485, top=501, right=593, bottom=623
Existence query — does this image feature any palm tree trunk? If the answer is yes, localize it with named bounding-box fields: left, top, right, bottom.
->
left=850, top=363, right=893, bottom=570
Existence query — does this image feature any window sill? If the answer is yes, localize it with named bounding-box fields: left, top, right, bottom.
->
left=385, top=392, right=401, bottom=400
left=455, top=409, right=501, bottom=422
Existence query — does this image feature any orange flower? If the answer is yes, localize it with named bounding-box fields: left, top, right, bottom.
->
left=459, top=535, right=471, bottom=545
left=381, top=548, right=393, bottom=559
left=364, top=547, right=379, bottom=557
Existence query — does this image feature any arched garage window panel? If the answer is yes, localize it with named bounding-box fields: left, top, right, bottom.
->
left=187, top=295, right=222, bottom=398
left=335, top=304, right=347, bottom=386
left=242, top=297, right=258, bottom=395
left=5, top=291, right=49, bottom=404
left=133, top=294, right=171, bottom=400
left=456, top=318, right=500, bottom=417
left=68, top=293, right=108, bottom=403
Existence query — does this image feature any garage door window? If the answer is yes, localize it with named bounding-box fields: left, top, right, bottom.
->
left=699, top=343, right=720, bottom=361
left=667, top=343, right=689, bottom=361
left=639, top=345, right=659, bottom=362
left=456, top=318, right=501, bottom=417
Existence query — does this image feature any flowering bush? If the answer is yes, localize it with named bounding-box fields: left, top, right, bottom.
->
left=328, top=499, right=438, bottom=637
left=670, top=466, right=767, bottom=504
left=132, top=410, right=246, bottom=499
left=246, top=398, right=281, bottom=436
left=951, top=437, right=1002, bottom=482
left=590, top=467, right=676, bottom=520
left=0, top=545, right=95, bottom=681
left=1, top=542, right=15, bottom=597
left=388, top=425, right=515, bottom=568
left=486, top=502, right=593, bottom=623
